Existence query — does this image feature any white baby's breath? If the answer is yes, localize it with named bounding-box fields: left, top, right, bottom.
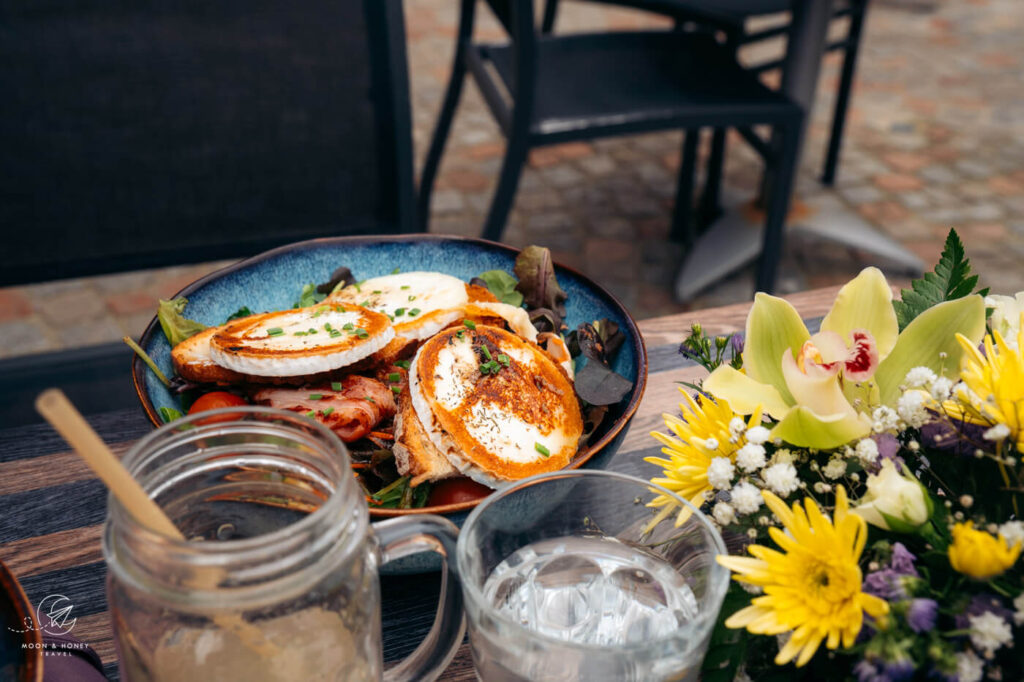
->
left=707, top=457, right=735, bottom=490
left=871, top=406, right=901, bottom=433
left=713, top=501, right=736, bottom=526
left=745, top=425, right=771, bottom=445
left=1014, top=592, right=1024, bottom=627
left=956, top=650, right=984, bottom=682
left=730, top=482, right=762, bottom=515
left=703, top=437, right=720, bottom=451
left=903, top=366, right=937, bottom=389
left=929, top=376, right=953, bottom=402
left=983, top=423, right=1011, bottom=441
left=969, top=612, right=1013, bottom=655
left=762, top=461, right=799, bottom=497
left=823, top=457, right=847, bottom=480
left=897, top=391, right=930, bottom=428
left=855, top=438, right=879, bottom=465
left=735, top=443, right=767, bottom=472
left=998, top=521, right=1024, bottom=549
left=728, top=417, right=747, bottom=436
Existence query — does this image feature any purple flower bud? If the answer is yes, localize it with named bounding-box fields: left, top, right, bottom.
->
left=890, top=543, right=918, bottom=577
left=883, top=658, right=915, bottom=682
left=907, top=598, right=938, bottom=633
left=730, top=334, right=744, bottom=355
left=864, top=569, right=908, bottom=601
left=854, top=660, right=888, bottom=682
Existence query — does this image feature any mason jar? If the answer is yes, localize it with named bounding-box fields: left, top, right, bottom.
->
left=104, top=407, right=463, bottom=681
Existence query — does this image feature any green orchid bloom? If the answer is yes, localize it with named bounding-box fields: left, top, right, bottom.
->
left=703, top=267, right=986, bottom=449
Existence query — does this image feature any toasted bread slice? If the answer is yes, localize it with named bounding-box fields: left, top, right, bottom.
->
left=393, top=391, right=458, bottom=486
left=208, top=303, right=394, bottom=377
left=327, top=271, right=469, bottom=341
left=409, top=325, right=583, bottom=488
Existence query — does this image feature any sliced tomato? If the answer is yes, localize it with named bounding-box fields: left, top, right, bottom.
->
left=426, top=478, right=492, bottom=507
left=187, top=391, right=248, bottom=424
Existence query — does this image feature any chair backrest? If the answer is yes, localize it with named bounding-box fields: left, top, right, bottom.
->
left=0, top=0, right=416, bottom=286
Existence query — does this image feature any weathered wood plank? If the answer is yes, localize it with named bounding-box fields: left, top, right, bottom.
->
left=0, top=525, right=104, bottom=578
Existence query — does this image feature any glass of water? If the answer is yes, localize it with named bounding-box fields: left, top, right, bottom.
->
left=456, top=470, right=729, bottom=682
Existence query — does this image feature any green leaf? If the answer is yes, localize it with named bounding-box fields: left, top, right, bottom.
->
left=293, top=282, right=326, bottom=309
left=157, top=298, right=207, bottom=347
left=892, top=229, right=989, bottom=331
left=225, top=306, right=253, bottom=322
left=476, top=269, right=524, bottom=307
left=158, top=406, right=183, bottom=423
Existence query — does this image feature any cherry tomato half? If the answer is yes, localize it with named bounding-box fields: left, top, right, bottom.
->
left=187, top=391, right=248, bottom=424
left=426, top=478, right=492, bottom=507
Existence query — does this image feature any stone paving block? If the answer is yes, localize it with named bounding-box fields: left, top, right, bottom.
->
left=0, top=320, right=58, bottom=358
left=106, top=292, right=158, bottom=316
left=955, top=159, right=994, bottom=178
left=430, top=190, right=465, bottom=214
left=0, top=290, right=33, bottom=323
left=918, top=165, right=959, bottom=184
left=839, top=185, right=885, bottom=205
left=34, top=288, right=108, bottom=326
left=576, top=154, right=618, bottom=177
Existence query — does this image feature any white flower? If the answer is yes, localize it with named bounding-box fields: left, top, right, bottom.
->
left=956, top=650, right=984, bottom=682
left=929, top=376, right=953, bottom=402
left=728, top=417, right=747, bottom=436
left=745, top=425, right=770, bottom=445
left=731, top=482, right=762, bottom=515
left=822, top=457, right=847, bottom=480
left=855, top=438, right=879, bottom=465
left=999, top=521, right=1024, bottom=550
left=986, top=292, right=1024, bottom=349
left=897, top=390, right=930, bottom=428
left=871, top=406, right=900, bottom=433
left=713, top=502, right=736, bottom=526
left=707, top=457, right=735, bottom=490
left=851, top=460, right=930, bottom=531
left=735, top=443, right=767, bottom=472
left=968, top=612, right=1013, bottom=656
left=770, top=448, right=796, bottom=465
left=762, top=462, right=799, bottom=497
left=704, top=437, right=720, bottom=451
left=983, top=423, right=1011, bottom=441
left=903, top=366, right=937, bottom=388
left=1014, top=592, right=1024, bottom=626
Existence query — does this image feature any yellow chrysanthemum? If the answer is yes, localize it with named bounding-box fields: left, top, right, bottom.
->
left=647, top=389, right=762, bottom=525
left=716, top=488, right=889, bottom=668
left=945, top=324, right=1024, bottom=451
left=948, top=521, right=1022, bottom=579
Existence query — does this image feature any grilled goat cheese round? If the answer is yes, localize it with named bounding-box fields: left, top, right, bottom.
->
left=209, top=303, right=394, bottom=376
left=327, top=272, right=469, bottom=341
left=409, top=325, right=583, bottom=487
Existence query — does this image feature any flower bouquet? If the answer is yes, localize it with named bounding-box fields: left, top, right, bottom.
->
left=649, top=231, right=1023, bottom=682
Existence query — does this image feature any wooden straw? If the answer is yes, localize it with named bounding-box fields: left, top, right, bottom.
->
left=35, top=389, right=278, bottom=657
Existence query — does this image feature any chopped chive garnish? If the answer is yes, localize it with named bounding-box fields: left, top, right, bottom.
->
left=308, top=328, right=317, bottom=334
left=363, top=397, right=376, bottom=404
left=535, top=442, right=551, bottom=457
left=395, top=360, right=411, bottom=369
left=359, top=300, right=370, bottom=307
left=342, top=323, right=353, bottom=331
left=267, top=327, right=284, bottom=336
left=324, top=323, right=333, bottom=331
left=321, top=407, right=334, bottom=416
left=305, top=410, right=316, bottom=418
left=330, top=330, right=342, bottom=338
left=408, top=308, right=421, bottom=316
left=387, top=372, right=401, bottom=383
left=455, top=330, right=465, bottom=340
left=390, top=385, right=402, bottom=394
left=294, top=331, right=307, bottom=336
left=463, top=319, right=476, bottom=329
left=309, top=393, right=324, bottom=400
left=400, top=285, right=410, bottom=290
left=481, top=345, right=492, bottom=360
left=497, top=353, right=510, bottom=366
left=408, top=295, right=416, bottom=301
left=331, top=381, right=343, bottom=391
left=372, top=290, right=382, bottom=295
left=394, top=308, right=405, bottom=316
left=392, top=267, right=400, bottom=274
left=356, top=328, right=369, bottom=339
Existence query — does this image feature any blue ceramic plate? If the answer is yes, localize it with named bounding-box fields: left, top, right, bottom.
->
left=131, top=235, right=648, bottom=521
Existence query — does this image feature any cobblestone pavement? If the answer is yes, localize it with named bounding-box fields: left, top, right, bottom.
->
left=2, top=0, right=1023, bottom=358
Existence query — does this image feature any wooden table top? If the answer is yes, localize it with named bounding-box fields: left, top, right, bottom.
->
left=0, top=287, right=841, bottom=681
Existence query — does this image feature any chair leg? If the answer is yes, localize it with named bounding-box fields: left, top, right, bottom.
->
left=416, top=0, right=475, bottom=231
left=698, top=127, right=727, bottom=228
left=481, top=129, right=530, bottom=243
left=821, top=0, right=868, bottom=186
left=541, top=0, right=558, bottom=33
left=670, top=130, right=699, bottom=244
left=756, top=122, right=801, bottom=293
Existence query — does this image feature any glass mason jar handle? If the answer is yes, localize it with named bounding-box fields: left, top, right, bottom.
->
left=372, top=515, right=466, bottom=682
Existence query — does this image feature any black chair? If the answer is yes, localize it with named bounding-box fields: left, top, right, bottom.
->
left=542, top=0, right=869, bottom=196
left=417, top=0, right=803, bottom=293
left=0, top=0, right=417, bottom=424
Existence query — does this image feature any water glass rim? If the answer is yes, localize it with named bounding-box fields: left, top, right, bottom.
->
left=455, top=469, right=731, bottom=652
left=110, top=405, right=354, bottom=556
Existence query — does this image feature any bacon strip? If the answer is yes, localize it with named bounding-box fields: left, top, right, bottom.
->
left=253, top=375, right=397, bottom=442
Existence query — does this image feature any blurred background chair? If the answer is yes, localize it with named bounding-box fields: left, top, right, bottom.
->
left=417, top=0, right=803, bottom=292
left=0, top=0, right=416, bottom=423
left=541, top=0, right=870, bottom=228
